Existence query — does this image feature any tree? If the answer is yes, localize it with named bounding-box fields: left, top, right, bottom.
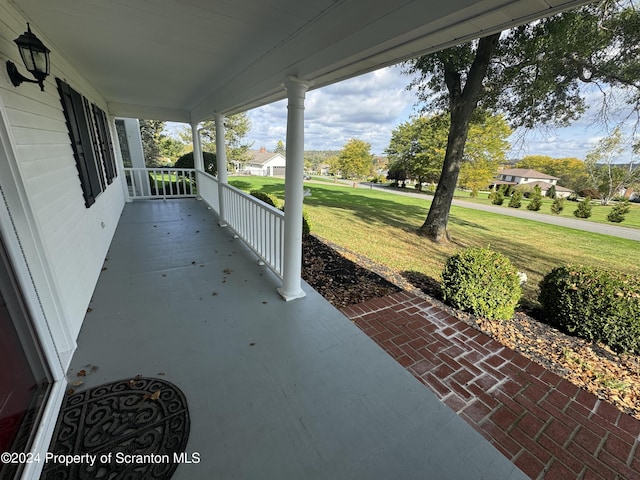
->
left=274, top=140, right=286, bottom=156
left=386, top=114, right=448, bottom=190
left=459, top=114, right=512, bottom=195
left=159, top=136, right=187, bottom=162
left=387, top=113, right=510, bottom=194
left=337, top=139, right=373, bottom=179
left=405, top=1, right=640, bottom=242
left=574, top=197, right=593, bottom=218
left=527, top=185, right=543, bottom=211
left=386, top=161, right=409, bottom=187
left=585, top=127, right=640, bottom=205
left=139, top=120, right=165, bottom=167
left=180, top=113, right=252, bottom=163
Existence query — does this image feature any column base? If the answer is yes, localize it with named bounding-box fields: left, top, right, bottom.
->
left=277, top=286, right=307, bottom=302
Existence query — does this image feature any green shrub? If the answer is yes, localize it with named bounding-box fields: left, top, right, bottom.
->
left=527, top=185, right=543, bottom=211
left=539, top=265, right=640, bottom=353
left=573, top=197, right=592, bottom=218
left=250, top=190, right=280, bottom=208
left=546, top=184, right=557, bottom=199
left=508, top=190, right=523, bottom=208
left=441, top=247, right=522, bottom=320
left=489, top=190, right=504, bottom=205
left=250, top=190, right=310, bottom=235
left=550, top=197, right=565, bottom=215
left=174, top=151, right=218, bottom=176
left=607, top=200, right=631, bottom=223
left=278, top=206, right=311, bottom=236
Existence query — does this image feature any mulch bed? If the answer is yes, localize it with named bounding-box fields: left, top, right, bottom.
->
left=302, top=234, right=640, bottom=420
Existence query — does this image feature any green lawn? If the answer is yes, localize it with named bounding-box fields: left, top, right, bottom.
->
left=393, top=185, right=640, bottom=229
left=229, top=176, right=640, bottom=304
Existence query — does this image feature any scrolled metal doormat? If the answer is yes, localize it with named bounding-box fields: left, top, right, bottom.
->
left=43, top=377, right=190, bottom=480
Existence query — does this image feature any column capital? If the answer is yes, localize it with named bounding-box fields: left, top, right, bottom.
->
left=284, top=76, right=312, bottom=94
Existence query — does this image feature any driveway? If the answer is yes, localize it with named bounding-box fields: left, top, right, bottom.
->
left=357, top=183, right=640, bottom=242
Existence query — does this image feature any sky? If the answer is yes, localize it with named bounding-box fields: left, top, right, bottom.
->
left=169, top=64, right=637, bottom=163
left=244, top=64, right=638, bottom=163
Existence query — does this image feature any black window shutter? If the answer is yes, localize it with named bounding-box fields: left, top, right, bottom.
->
left=56, top=79, right=103, bottom=207
left=92, top=105, right=118, bottom=184
left=83, top=97, right=106, bottom=191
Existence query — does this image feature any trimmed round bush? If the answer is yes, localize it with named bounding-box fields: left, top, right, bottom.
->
left=250, top=190, right=280, bottom=208
left=174, top=151, right=217, bottom=176
left=539, top=265, right=640, bottom=353
left=441, top=247, right=522, bottom=320
left=251, top=189, right=311, bottom=236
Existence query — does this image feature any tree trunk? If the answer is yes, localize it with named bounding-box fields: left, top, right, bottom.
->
left=418, top=33, right=500, bottom=242
left=418, top=117, right=470, bottom=241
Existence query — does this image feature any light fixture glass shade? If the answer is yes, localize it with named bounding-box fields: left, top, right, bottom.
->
left=14, top=23, right=50, bottom=85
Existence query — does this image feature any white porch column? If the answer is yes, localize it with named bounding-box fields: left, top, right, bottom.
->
left=121, top=118, right=150, bottom=197
left=278, top=77, right=309, bottom=301
left=191, top=122, right=204, bottom=171
left=215, top=114, right=228, bottom=226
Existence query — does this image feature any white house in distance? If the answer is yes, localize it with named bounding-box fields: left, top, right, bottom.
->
left=244, top=147, right=286, bottom=176
left=491, top=168, right=574, bottom=198
left=0, top=0, right=591, bottom=478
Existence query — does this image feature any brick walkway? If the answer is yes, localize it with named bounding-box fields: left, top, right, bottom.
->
left=340, top=292, right=640, bottom=480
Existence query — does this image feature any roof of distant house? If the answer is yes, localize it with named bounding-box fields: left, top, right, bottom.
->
left=498, top=168, right=559, bottom=180
left=524, top=181, right=573, bottom=192
left=247, top=147, right=285, bottom=166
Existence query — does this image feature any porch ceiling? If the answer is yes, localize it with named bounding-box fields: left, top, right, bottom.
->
left=14, top=0, right=592, bottom=122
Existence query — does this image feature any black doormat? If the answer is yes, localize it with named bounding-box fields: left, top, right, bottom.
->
left=43, top=377, right=190, bottom=480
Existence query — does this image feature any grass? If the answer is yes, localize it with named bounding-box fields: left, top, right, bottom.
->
left=396, top=185, right=640, bottom=229
left=229, top=176, right=640, bottom=304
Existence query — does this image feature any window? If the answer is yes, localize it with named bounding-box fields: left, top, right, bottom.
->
left=56, top=79, right=117, bottom=208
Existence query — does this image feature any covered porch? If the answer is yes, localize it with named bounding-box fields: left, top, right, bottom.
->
left=65, top=198, right=526, bottom=479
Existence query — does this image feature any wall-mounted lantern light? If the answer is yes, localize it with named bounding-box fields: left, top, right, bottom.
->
left=6, top=23, right=50, bottom=91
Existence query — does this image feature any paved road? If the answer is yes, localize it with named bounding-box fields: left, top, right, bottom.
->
left=324, top=180, right=640, bottom=242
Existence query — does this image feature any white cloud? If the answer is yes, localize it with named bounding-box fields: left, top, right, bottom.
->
left=173, top=64, right=638, bottom=162
left=246, top=64, right=415, bottom=154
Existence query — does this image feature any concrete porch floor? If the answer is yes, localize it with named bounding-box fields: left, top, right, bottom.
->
left=64, top=198, right=527, bottom=479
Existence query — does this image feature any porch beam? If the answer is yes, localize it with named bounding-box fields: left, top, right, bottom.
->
left=215, top=114, right=228, bottom=226
left=278, top=77, right=310, bottom=301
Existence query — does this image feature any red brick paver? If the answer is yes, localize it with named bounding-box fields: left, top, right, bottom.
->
left=341, top=292, right=640, bottom=480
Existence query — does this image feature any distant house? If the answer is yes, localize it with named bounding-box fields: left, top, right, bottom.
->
left=490, top=168, right=573, bottom=198
left=244, top=147, right=286, bottom=176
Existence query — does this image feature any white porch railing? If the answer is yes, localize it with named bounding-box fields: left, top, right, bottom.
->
left=195, top=170, right=219, bottom=212
left=123, top=168, right=284, bottom=278
left=222, top=183, right=285, bottom=278
left=196, top=172, right=285, bottom=279
left=124, top=168, right=197, bottom=199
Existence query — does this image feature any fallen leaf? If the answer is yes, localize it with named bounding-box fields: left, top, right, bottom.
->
left=77, top=370, right=87, bottom=377
left=150, top=390, right=161, bottom=400
left=72, top=380, right=84, bottom=386
left=66, top=388, right=75, bottom=395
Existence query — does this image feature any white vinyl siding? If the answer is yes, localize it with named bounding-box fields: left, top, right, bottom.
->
left=1, top=0, right=125, bottom=340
